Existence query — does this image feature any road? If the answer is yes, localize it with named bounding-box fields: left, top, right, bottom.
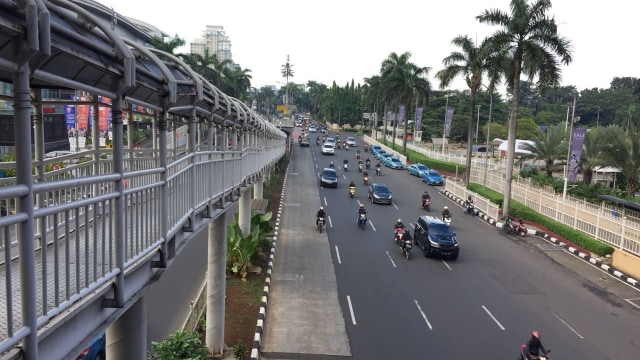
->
left=309, top=131, right=640, bottom=359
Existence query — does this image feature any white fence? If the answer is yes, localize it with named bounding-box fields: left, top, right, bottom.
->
left=365, top=135, right=640, bottom=257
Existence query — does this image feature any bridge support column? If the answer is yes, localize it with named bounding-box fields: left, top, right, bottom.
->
left=238, top=189, right=251, bottom=236
left=253, top=177, right=264, bottom=199
left=107, top=295, right=147, bottom=359
left=206, top=215, right=227, bottom=355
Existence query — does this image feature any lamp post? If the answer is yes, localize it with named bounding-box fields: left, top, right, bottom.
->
left=563, top=95, right=577, bottom=200
left=482, top=85, right=493, bottom=190
left=475, top=105, right=481, bottom=146
left=442, top=92, right=454, bottom=154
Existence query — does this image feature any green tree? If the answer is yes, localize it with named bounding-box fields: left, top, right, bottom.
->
left=148, top=330, right=209, bottom=360
left=380, top=51, right=431, bottom=154
left=149, top=34, right=185, bottom=54
left=599, top=125, right=640, bottom=195
left=436, top=35, right=499, bottom=186
left=515, top=117, right=540, bottom=139
left=580, top=126, right=606, bottom=185
left=281, top=56, right=294, bottom=106
left=520, top=125, right=567, bottom=176
left=477, top=0, right=573, bottom=218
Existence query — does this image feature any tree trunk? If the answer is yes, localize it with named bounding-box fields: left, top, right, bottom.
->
left=464, top=91, right=477, bottom=188
left=503, top=65, right=523, bottom=219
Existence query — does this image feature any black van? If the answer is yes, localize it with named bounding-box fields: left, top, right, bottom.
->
left=413, top=215, right=460, bottom=260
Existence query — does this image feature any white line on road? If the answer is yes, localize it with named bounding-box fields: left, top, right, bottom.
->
left=386, top=251, right=397, bottom=268
left=441, top=260, right=452, bottom=270
left=392, top=202, right=399, bottom=209
left=369, top=220, right=377, bottom=231
left=323, top=197, right=327, bottom=206
left=335, top=246, right=342, bottom=264
left=482, top=305, right=506, bottom=330
left=347, top=295, right=357, bottom=325
left=414, top=300, right=433, bottom=330
left=553, top=312, right=584, bottom=339
left=328, top=216, right=333, bottom=228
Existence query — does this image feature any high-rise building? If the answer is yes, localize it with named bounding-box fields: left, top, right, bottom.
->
left=190, top=25, right=232, bottom=62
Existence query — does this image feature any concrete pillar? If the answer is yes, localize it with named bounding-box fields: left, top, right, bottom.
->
left=253, top=177, right=264, bottom=199
left=206, top=215, right=227, bottom=355
left=238, top=189, right=251, bottom=237
left=106, top=295, right=147, bottom=359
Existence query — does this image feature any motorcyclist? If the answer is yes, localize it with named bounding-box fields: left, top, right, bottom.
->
left=504, top=217, right=514, bottom=230
left=343, top=158, right=349, bottom=169
left=375, top=162, right=382, bottom=175
left=365, top=158, right=371, bottom=169
left=394, top=218, right=406, bottom=235
left=517, top=218, right=526, bottom=232
left=441, top=206, right=451, bottom=220
left=329, top=161, right=335, bottom=169
left=316, top=206, right=326, bottom=226
left=400, top=228, right=412, bottom=250
left=357, top=203, right=367, bottom=224
left=357, top=159, right=364, bottom=172
left=422, top=191, right=431, bottom=204
left=464, top=195, right=474, bottom=213
left=348, top=180, right=356, bottom=194
left=524, top=330, right=548, bottom=360
left=343, top=140, right=348, bottom=150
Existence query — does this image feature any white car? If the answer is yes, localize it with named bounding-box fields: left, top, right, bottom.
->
left=309, top=125, right=318, bottom=133
left=346, top=136, right=357, bottom=147
left=321, top=143, right=335, bottom=155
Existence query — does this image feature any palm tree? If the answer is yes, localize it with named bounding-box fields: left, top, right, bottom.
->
left=149, top=34, right=185, bottom=54
left=436, top=35, right=501, bottom=187
left=477, top=0, right=573, bottom=218
left=380, top=52, right=431, bottom=154
left=520, top=125, right=567, bottom=177
left=580, top=126, right=606, bottom=185
left=599, top=125, right=640, bottom=195
left=226, top=67, right=253, bottom=100
left=363, top=75, right=386, bottom=134
left=281, top=55, right=294, bottom=106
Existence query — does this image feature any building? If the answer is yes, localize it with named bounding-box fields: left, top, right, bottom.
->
left=190, top=25, right=233, bottom=63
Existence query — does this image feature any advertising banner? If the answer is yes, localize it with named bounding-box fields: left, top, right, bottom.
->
left=415, top=107, right=423, bottom=131
left=444, top=107, right=454, bottom=138
left=397, top=105, right=405, bottom=126
left=568, top=127, right=587, bottom=182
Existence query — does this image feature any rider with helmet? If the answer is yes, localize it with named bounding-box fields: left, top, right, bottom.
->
left=316, top=206, right=326, bottom=226
left=441, top=206, right=451, bottom=220
left=523, top=330, right=548, bottom=360
left=348, top=180, right=356, bottom=195
left=464, top=195, right=474, bottom=213
left=422, top=190, right=431, bottom=205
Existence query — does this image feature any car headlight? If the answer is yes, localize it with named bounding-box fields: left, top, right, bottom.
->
left=429, top=238, right=441, bottom=248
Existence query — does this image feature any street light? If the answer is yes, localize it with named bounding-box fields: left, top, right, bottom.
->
left=442, top=92, right=455, bottom=154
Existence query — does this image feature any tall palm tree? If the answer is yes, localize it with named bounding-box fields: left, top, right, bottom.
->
left=380, top=52, right=431, bottom=154
left=226, top=67, right=253, bottom=100
left=149, top=34, right=185, bottom=54
left=477, top=0, right=573, bottom=218
left=363, top=75, right=386, bottom=135
left=281, top=56, right=294, bottom=106
left=580, top=126, right=606, bottom=185
left=520, top=125, right=567, bottom=177
left=436, top=35, right=501, bottom=187
left=599, top=125, right=640, bottom=195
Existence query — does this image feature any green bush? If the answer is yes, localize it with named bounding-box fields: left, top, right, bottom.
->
left=148, top=330, right=209, bottom=360
left=232, top=340, right=248, bottom=360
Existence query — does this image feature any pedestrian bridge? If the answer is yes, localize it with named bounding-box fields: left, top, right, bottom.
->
left=0, top=1, right=287, bottom=358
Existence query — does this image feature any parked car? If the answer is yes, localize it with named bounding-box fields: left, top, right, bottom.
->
left=407, top=163, right=429, bottom=177
left=370, top=145, right=382, bottom=155
left=368, top=183, right=392, bottom=205
left=421, top=169, right=444, bottom=186
left=320, top=168, right=338, bottom=188
left=386, top=157, right=405, bottom=169
left=346, top=136, right=357, bottom=147
left=374, top=149, right=387, bottom=160
left=74, top=332, right=106, bottom=360
left=413, top=215, right=459, bottom=259
left=321, top=143, right=335, bottom=155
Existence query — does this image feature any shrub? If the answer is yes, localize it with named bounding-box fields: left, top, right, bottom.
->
left=148, top=330, right=209, bottom=360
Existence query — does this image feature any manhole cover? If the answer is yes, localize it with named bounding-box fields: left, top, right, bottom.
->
left=538, top=244, right=564, bottom=251
left=625, top=298, right=640, bottom=309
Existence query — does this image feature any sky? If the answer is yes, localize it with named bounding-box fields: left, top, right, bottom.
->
left=97, top=0, right=636, bottom=94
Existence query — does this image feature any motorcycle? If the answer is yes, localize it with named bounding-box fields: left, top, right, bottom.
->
left=348, top=186, right=356, bottom=198
left=375, top=167, right=381, bottom=176
left=402, top=238, right=412, bottom=260
left=518, top=345, right=550, bottom=360
left=365, top=161, right=371, bottom=169
left=443, top=214, right=452, bottom=227
left=316, top=138, right=320, bottom=146
left=358, top=163, right=363, bottom=172
left=422, top=198, right=431, bottom=211
left=358, top=213, right=367, bottom=230
left=363, top=174, right=369, bottom=185
left=464, top=201, right=475, bottom=216
left=343, top=163, right=348, bottom=171
left=364, top=144, right=369, bottom=152
left=356, top=153, right=361, bottom=161
left=503, top=220, right=528, bottom=236
left=394, top=227, right=405, bottom=246
left=317, top=217, right=325, bottom=233
left=329, top=162, right=335, bottom=169
left=337, top=142, right=341, bottom=150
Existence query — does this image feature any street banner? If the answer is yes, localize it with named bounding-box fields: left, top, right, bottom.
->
left=568, top=127, right=587, bottom=182
left=415, top=107, right=423, bottom=131
left=445, top=107, right=454, bottom=138
left=397, top=105, right=405, bottom=126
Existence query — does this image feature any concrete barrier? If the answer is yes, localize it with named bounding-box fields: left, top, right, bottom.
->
left=612, top=249, right=640, bottom=281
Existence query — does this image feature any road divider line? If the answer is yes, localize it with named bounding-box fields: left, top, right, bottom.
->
left=392, top=202, right=398, bottom=209
left=553, top=312, right=584, bottom=339
left=323, top=197, right=327, bottom=206
left=328, top=216, right=333, bottom=228
left=482, top=305, right=506, bottom=330
left=369, top=220, right=376, bottom=231
left=441, top=260, right=452, bottom=270
left=414, top=300, right=433, bottom=330
left=335, top=246, right=342, bottom=264
left=386, top=251, right=397, bottom=268
left=347, top=295, right=357, bottom=325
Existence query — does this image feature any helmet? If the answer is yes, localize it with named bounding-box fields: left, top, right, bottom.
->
left=359, top=204, right=364, bottom=208
left=444, top=206, right=448, bottom=210
left=532, top=330, right=540, bottom=339
left=518, top=218, right=524, bottom=222
left=468, top=195, right=472, bottom=200
left=320, top=206, right=324, bottom=210
left=397, top=218, right=402, bottom=223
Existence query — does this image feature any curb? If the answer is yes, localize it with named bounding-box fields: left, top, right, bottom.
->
left=250, top=165, right=289, bottom=360
left=441, top=190, right=640, bottom=291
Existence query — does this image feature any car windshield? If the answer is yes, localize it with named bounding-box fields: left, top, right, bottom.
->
left=347, top=137, right=355, bottom=141
left=374, top=185, right=389, bottom=193
left=429, top=224, right=453, bottom=237
left=429, top=171, right=440, bottom=177
left=417, top=164, right=427, bottom=170
left=323, top=170, right=336, bottom=178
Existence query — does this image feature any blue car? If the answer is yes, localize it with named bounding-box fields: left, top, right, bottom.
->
left=407, top=163, right=429, bottom=177
left=374, top=149, right=387, bottom=160
left=370, top=145, right=382, bottom=155
left=421, top=169, right=444, bottom=186
left=386, top=157, right=405, bottom=169
left=74, top=332, right=106, bottom=360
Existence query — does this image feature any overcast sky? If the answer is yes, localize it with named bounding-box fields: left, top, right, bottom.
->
left=98, top=0, right=635, bottom=93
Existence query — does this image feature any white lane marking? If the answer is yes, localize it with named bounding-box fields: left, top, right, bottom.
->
left=409, top=222, right=415, bottom=229
left=414, top=300, right=433, bottom=330
left=323, top=197, right=327, bottom=206
left=335, top=246, right=342, bottom=264
left=369, top=220, right=377, bottom=232
left=482, top=305, right=506, bottom=330
left=328, top=216, right=333, bottom=228
left=386, top=251, right=397, bottom=268
left=553, top=312, right=584, bottom=339
left=343, top=174, right=348, bottom=180
left=392, top=202, right=399, bottom=209
left=315, top=163, right=318, bottom=169
left=442, top=260, right=452, bottom=270
left=347, top=295, right=357, bottom=325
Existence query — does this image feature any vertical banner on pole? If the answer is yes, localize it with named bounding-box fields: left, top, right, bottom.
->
left=568, top=127, right=587, bottom=182
left=415, top=107, right=423, bottom=131
left=444, top=108, right=454, bottom=137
